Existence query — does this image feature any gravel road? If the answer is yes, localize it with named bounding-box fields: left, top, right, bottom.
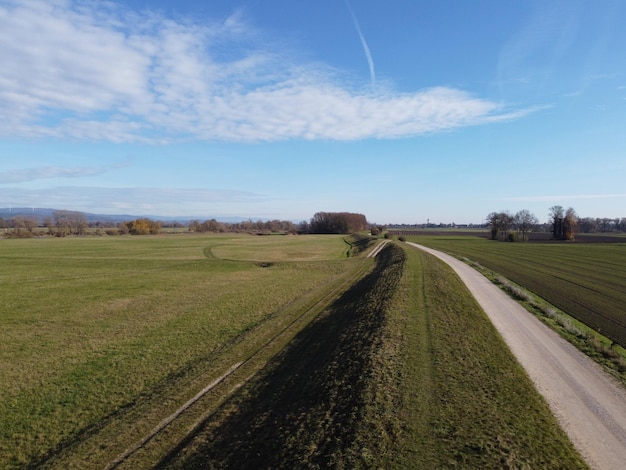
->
left=407, top=242, right=626, bottom=470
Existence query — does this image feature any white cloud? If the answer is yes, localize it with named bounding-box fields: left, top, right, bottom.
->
left=0, top=165, right=105, bottom=183
left=0, top=186, right=266, bottom=216
left=0, top=0, right=531, bottom=143
left=347, top=1, right=375, bottom=86
left=0, top=159, right=133, bottom=184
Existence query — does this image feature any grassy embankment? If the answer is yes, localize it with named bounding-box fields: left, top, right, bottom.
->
left=164, top=242, right=586, bottom=469
left=405, top=234, right=626, bottom=379
left=0, top=234, right=371, bottom=469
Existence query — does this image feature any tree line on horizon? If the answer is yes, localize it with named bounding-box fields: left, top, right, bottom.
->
left=3, top=207, right=626, bottom=238
left=189, top=218, right=298, bottom=234
left=1, top=210, right=90, bottom=237
left=0, top=210, right=370, bottom=237
left=191, top=212, right=368, bottom=235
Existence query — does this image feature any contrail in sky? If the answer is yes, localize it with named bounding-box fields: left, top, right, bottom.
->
left=346, top=1, right=376, bottom=86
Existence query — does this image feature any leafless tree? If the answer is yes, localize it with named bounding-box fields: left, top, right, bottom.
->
left=549, top=205, right=565, bottom=239
left=579, top=217, right=597, bottom=233
left=11, top=216, right=25, bottom=234
left=22, top=216, right=38, bottom=234
left=69, top=211, right=88, bottom=235
left=43, top=217, right=55, bottom=235
left=53, top=210, right=71, bottom=236
left=514, top=210, right=538, bottom=241
left=486, top=211, right=514, bottom=241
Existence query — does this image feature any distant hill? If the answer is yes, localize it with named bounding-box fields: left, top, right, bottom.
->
left=0, top=208, right=250, bottom=225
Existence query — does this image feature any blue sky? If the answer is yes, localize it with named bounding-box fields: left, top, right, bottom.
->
left=1, top=0, right=624, bottom=224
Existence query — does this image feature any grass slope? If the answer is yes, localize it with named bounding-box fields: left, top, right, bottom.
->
left=163, top=243, right=586, bottom=469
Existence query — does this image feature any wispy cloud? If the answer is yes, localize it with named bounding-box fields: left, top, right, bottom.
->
left=0, top=186, right=267, bottom=216
left=0, top=159, right=132, bottom=184
left=0, top=0, right=530, bottom=143
left=496, top=2, right=582, bottom=97
left=0, top=165, right=106, bottom=184
left=505, top=193, right=626, bottom=202
left=346, top=1, right=375, bottom=86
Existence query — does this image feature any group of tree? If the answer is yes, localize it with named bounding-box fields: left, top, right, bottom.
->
left=486, top=210, right=540, bottom=242
left=0, top=210, right=89, bottom=237
left=487, top=206, right=582, bottom=242
left=189, top=213, right=372, bottom=235
left=307, top=212, right=367, bottom=234
left=548, top=205, right=578, bottom=241
left=47, top=210, right=89, bottom=236
left=578, top=217, right=626, bottom=233
left=123, top=218, right=162, bottom=235
left=0, top=215, right=40, bottom=237
left=189, top=213, right=368, bottom=236
left=188, top=218, right=297, bottom=234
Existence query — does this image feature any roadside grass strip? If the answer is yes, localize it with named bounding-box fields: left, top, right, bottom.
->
left=380, top=246, right=586, bottom=469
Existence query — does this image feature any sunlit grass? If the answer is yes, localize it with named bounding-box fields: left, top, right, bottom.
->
left=0, top=234, right=353, bottom=468
left=0, top=234, right=587, bottom=468
left=207, top=234, right=351, bottom=261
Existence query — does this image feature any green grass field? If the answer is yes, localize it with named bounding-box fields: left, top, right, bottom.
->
left=0, top=234, right=587, bottom=468
left=0, top=234, right=364, bottom=468
left=404, top=235, right=626, bottom=348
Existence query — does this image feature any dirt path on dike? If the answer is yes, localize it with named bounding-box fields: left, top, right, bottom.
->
left=407, top=242, right=626, bottom=470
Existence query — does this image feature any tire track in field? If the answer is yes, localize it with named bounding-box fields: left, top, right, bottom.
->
left=105, top=362, right=243, bottom=469
left=407, top=242, right=626, bottom=470
left=367, top=239, right=389, bottom=258
left=103, top=259, right=374, bottom=469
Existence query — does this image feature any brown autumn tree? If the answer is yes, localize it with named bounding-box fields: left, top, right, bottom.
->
left=309, top=212, right=367, bottom=234
left=563, top=207, right=578, bottom=241
left=126, top=218, right=162, bottom=235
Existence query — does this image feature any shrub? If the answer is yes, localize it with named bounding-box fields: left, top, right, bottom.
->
left=540, top=306, right=557, bottom=319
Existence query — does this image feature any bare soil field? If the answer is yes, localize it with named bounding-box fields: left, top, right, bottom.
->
left=390, top=229, right=626, bottom=243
